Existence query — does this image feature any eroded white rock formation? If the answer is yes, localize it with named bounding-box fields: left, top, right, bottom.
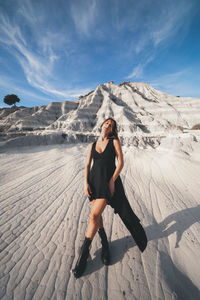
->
left=0, top=81, right=200, bottom=150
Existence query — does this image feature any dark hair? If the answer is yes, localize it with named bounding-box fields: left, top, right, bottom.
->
left=99, top=118, right=119, bottom=140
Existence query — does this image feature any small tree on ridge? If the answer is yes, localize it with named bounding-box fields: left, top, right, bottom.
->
left=3, top=94, right=20, bottom=106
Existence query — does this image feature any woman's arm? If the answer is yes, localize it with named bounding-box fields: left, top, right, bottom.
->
left=111, top=138, right=124, bottom=182
left=84, top=142, right=93, bottom=187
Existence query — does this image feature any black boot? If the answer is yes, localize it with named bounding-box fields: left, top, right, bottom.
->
left=98, top=227, right=110, bottom=265
left=72, top=236, right=92, bottom=278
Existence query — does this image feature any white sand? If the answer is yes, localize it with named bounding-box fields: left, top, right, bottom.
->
left=0, top=141, right=200, bottom=300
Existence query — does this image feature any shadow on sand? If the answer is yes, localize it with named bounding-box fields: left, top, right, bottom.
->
left=146, top=204, right=200, bottom=248
left=82, top=205, right=200, bottom=298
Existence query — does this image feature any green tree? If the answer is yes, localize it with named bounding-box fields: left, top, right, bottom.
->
left=3, top=94, right=20, bottom=106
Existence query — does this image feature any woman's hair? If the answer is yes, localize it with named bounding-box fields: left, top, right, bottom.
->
left=99, top=118, right=119, bottom=140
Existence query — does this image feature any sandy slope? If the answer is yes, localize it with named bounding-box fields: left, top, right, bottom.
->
left=0, top=143, right=200, bottom=300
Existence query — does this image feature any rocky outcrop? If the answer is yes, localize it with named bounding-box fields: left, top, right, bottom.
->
left=0, top=81, right=200, bottom=150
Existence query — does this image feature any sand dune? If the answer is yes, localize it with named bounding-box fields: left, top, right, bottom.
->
left=0, top=141, right=200, bottom=299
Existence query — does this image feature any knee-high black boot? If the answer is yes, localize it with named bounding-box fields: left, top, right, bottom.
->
left=98, top=227, right=110, bottom=265
left=72, top=236, right=92, bottom=278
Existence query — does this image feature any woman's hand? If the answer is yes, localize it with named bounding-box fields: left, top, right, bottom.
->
left=109, top=178, right=115, bottom=197
left=84, top=183, right=92, bottom=197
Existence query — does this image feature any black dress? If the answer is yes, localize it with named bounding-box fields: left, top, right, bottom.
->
left=88, top=138, right=147, bottom=252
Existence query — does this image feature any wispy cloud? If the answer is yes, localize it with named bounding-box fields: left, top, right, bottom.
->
left=70, top=0, right=98, bottom=37
left=148, top=70, right=188, bottom=86
left=0, top=73, right=90, bottom=108
left=0, top=74, right=52, bottom=103
left=146, top=69, right=200, bottom=97
left=126, top=64, right=143, bottom=79
left=0, top=0, right=199, bottom=104
left=0, top=0, right=91, bottom=99
left=126, top=0, right=196, bottom=79
left=126, top=55, right=155, bottom=79
left=151, top=2, right=193, bottom=47
left=0, top=15, right=54, bottom=92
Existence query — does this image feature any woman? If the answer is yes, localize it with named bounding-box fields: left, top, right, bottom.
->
left=72, top=118, right=147, bottom=279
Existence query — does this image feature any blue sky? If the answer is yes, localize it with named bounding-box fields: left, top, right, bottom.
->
left=0, top=0, right=200, bottom=107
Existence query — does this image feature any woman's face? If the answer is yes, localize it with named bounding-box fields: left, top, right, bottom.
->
left=102, top=119, right=112, bottom=135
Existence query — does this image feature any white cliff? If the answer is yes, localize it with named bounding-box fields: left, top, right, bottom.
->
left=0, top=81, right=200, bottom=150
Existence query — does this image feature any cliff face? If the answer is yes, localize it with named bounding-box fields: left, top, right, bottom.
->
left=0, top=101, right=78, bottom=132
left=0, top=81, right=200, bottom=149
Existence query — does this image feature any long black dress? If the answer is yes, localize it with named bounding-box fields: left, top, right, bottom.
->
left=88, top=138, right=147, bottom=252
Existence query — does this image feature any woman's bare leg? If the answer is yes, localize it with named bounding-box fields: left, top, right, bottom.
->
left=91, top=200, right=104, bottom=231
left=92, top=199, right=103, bottom=230
left=85, top=198, right=107, bottom=240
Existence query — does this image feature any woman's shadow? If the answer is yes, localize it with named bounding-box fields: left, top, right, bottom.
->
left=84, top=205, right=200, bottom=275
left=147, top=204, right=200, bottom=248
